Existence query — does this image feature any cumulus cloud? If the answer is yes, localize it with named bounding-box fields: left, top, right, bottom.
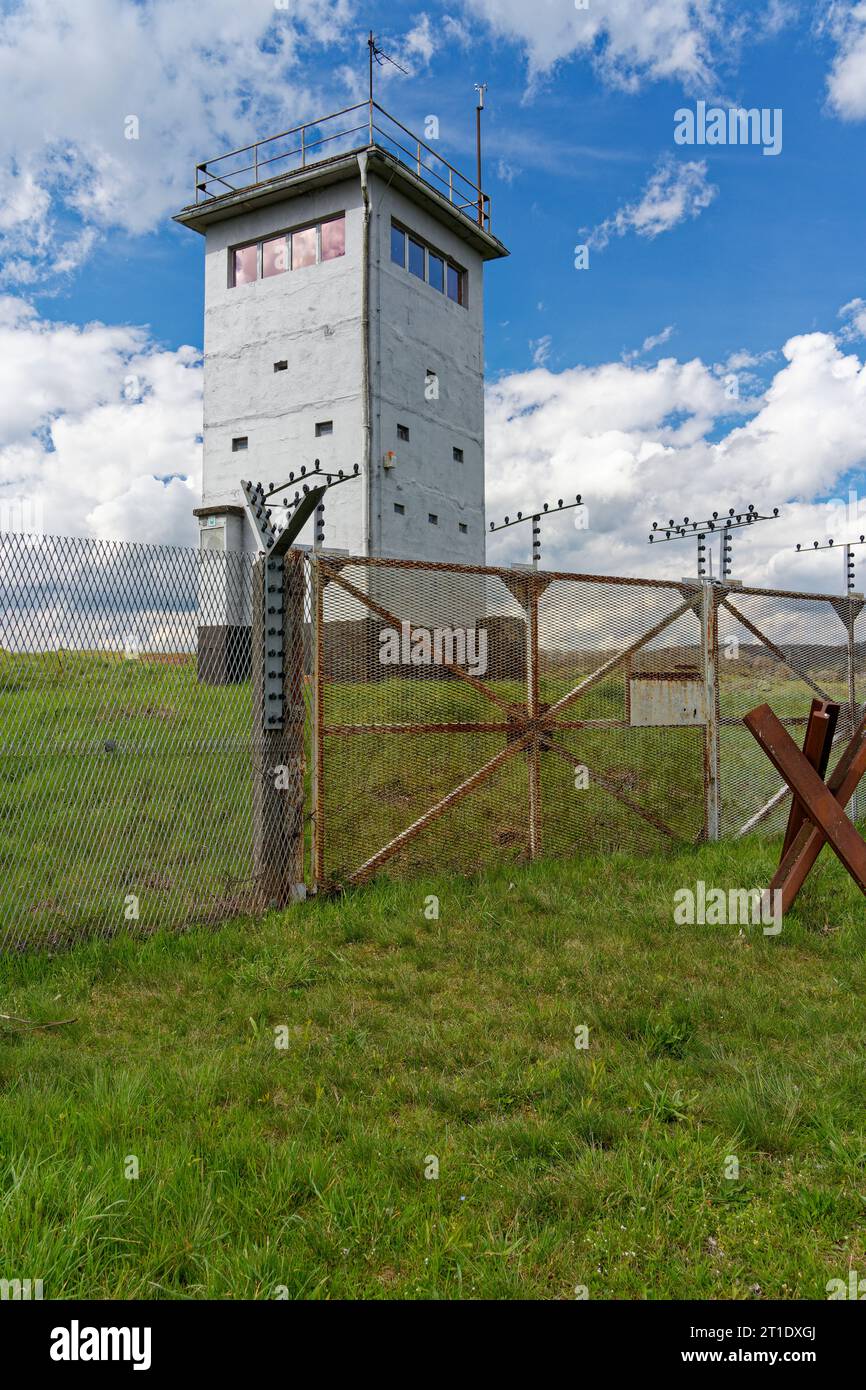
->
left=821, top=1, right=866, bottom=120
left=0, top=0, right=353, bottom=282
left=586, top=159, right=718, bottom=251
left=484, top=330, right=866, bottom=593
left=6, top=294, right=866, bottom=600
left=838, top=295, right=866, bottom=338
left=459, top=0, right=725, bottom=91
left=0, top=298, right=202, bottom=546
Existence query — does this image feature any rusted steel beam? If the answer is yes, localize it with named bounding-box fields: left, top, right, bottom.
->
left=744, top=704, right=866, bottom=903
left=544, top=736, right=681, bottom=842
left=540, top=597, right=698, bottom=725
left=721, top=715, right=809, bottom=728
left=722, top=599, right=835, bottom=705
left=299, top=550, right=851, bottom=606
left=323, top=720, right=517, bottom=736
left=317, top=558, right=520, bottom=718
left=312, top=551, right=712, bottom=590
left=781, top=700, right=839, bottom=858
left=527, top=581, right=542, bottom=859
left=346, top=733, right=533, bottom=885
left=313, top=560, right=325, bottom=887
left=701, top=582, right=721, bottom=842
left=768, top=710, right=866, bottom=912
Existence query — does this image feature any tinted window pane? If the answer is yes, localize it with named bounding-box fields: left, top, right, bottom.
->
left=428, top=253, right=444, bottom=292
left=292, top=226, right=317, bottom=269
left=233, top=244, right=257, bottom=286
left=391, top=225, right=406, bottom=266
left=321, top=216, right=345, bottom=261
left=262, top=235, right=288, bottom=278
left=447, top=264, right=461, bottom=302
left=408, top=238, right=425, bottom=279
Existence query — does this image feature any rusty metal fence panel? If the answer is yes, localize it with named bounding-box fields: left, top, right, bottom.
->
left=309, top=555, right=709, bottom=887
left=2, top=533, right=863, bottom=951
left=0, top=532, right=259, bottom=951
left=716, top=585, right=863, bottom=838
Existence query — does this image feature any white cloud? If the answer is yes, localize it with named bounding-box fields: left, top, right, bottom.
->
left=484, top=329, right=866, bottom=593
left=530, top=334, right=553, bottom=367
left=586, top=159, right=718, bottom=250
left=0, top=0, right=353, bottom=281
left=623, top=324, right=676, bottom=363
left=402, top=15, right=437, bottom=68
left=6, top=300, right=866, bottom=601
left=496, top=159, right=521, bottom=185
left=839, top=295, right=866, bottom=338
left=821, top=1, right=866, bottom=120
left=459, top=0, right=725, bottom=91
left=0, top=298, right=202, bottom=546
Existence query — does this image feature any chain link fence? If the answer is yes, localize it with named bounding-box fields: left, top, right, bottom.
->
left=0, top=532, right=260, bottom=952
left=310, top=556, right=866, bottom=888
left=1, top=533, right=863, bottom=950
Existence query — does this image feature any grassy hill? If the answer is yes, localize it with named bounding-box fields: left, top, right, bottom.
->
left=1, top=834, right=865, bottom=1300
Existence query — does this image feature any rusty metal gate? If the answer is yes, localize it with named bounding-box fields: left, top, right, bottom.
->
left=308, top=554, right=711, bottom=888
left=3, top=532, right=862, bottom=951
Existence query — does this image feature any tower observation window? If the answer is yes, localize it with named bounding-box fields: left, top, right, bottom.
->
left=391, top=221, right=466, bottom=307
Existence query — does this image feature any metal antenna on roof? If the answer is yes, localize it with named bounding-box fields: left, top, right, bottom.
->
left=368, top=31, right=409, bottom=105
left=475, top=83, right=488, bottom=228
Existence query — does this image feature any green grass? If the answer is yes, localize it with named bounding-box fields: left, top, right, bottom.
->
left=1, top=645, right=854, bottom=942
left=2, top=835, right=865, bottom=1300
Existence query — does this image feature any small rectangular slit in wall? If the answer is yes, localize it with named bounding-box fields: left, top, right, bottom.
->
left=397, top=424, right=410, bottom=442
left=428, top=513, right=438, bottom=525
left=273, top=360, right=288, bottom=372
left=459, top=522, right=468, bottom=534
left=315, top=421, right=333, bottom=437
left=231, top=437, right=248, bottom=452
left=453, top=446, right=464, bottom=462
left=394, top=503, right=405, bottom=515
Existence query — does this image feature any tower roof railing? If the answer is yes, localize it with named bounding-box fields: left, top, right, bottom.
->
left=193, top=100, right=491, bottom=232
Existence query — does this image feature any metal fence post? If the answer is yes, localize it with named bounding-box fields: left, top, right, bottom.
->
left=701, top=582, right=722, bottom=841
left=526, top=578, right=541, bottom=860
left=313, top=556, right=325, bottom=887
left=251, top=548, right=306, bottom=906
left=846, top=598, right=863, bottom=821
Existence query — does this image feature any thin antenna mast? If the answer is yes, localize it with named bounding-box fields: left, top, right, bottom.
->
left=475, top=83, right=487, bottom=228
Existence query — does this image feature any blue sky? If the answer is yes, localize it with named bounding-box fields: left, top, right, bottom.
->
left=3, top=0, right=866, bottom=588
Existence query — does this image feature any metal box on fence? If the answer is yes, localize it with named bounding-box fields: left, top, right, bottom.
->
left=627, top=670, right=706, bottom=727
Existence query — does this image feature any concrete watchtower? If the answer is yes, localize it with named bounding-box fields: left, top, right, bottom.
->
left=174, top=97, right=508, bottom=566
